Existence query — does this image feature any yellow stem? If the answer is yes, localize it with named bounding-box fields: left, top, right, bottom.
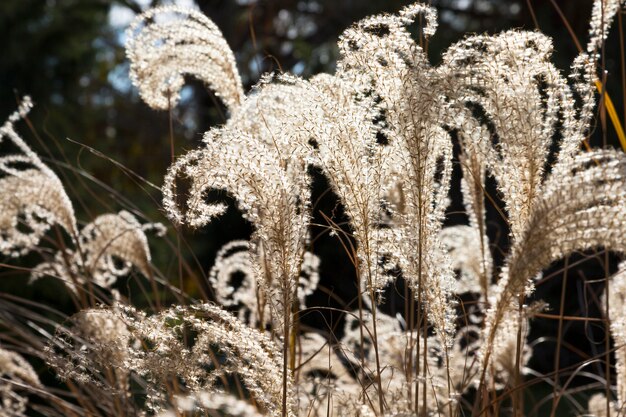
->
left=595, top=80, right=626, bottom=151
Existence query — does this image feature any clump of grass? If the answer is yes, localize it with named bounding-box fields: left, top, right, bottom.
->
left=1, top=1, right=626, bottom=416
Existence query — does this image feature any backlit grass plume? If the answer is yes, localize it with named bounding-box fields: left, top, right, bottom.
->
left=336, top=3, right=456, bottom=344
left=0, top=100, right=162, bottom=299
left=0, top=97, right=77, bottom=257
left=126, top=5, right=244, bottom=112
left=32, top=210, right=163, bottom=293
left=47, top=303, right=294, bottom=416
left=0, top=347, right=41, bottom=417
left=2, top=1, right=626, bottom=417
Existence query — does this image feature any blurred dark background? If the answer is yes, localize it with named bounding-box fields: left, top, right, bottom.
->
left=1, top=1, right=625, bottom=415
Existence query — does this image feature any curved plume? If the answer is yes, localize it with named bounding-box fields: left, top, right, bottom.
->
left=483, top=150, right=626, bottom=379
left=586, top=0, right=625, bottom=54
left=0, top=347, right=41, bottom=416
left=79, top=210, right=154, bottom=279
left=440, top=225, right=492, bottom=295
left=126, top=6, right=244, bottom=112
left=441, top=31, right=582, bottom=240
left=133, top=304, right=293, bottom=416
left=162, top=76, right=326, bottom=416
left=32, top=210, right=159, bottom=291
left=337, top=2, right=456, bottom=348
left=0, top=98, right=77, bottom=257
left=209, top=240, right=320, bottom=326
left=571, top=0, right=626, bottom=140
left=209, top=240, right=261, bottom=320
left=163, top=126, right=311, bottom=319
left=48, top=304, right=292, bottom=416
left=0, top=167, right=76, bottom=257
left=286, top=73, right=392, bottom=295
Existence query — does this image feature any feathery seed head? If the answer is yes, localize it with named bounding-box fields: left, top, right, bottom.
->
left=126, top=6, right=244, bottom=112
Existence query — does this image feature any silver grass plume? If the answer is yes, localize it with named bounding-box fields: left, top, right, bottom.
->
left=274, top=72, right=392, bottom=296
left=126, top=6, right=244, bottom=112
left=0, top=347, right=41, bottom=417
left=163, top=126, right=311, bottom=329
left=332, top=4, right=454, bottom=411
left=213, top=68, right=405, bottom=414
left=440, top=30, right=582, bottom=241
left=336, top=3, right=457, bottom=351
left=571, top=0, right=626, bottom=137
left=439, top=0, right=626, bottom=387
left=47, top=303, right=294, bottom=416
left=587, top=0, right=625, bottom=55
left=163, top=70, right=386, bottom=328
left=32, top=210, right=162, bottom=292
left=45, top=306, right=145, bottom=417
left=209, top=240, right=320, bottom=327
left=155, top=38, right=330, bottom=417
left=79, top=211, right=156, bottom=279
left=434, top=0, right=624, bottom=384
left=45, top=307, right=133, bottom=395
left=130, top=303, right=293, bottom=416
left=0, top=98, right=77, bottom=256
left=209, top=240, right=262, bottom=324
left=483, top=150, right=626, bottom=384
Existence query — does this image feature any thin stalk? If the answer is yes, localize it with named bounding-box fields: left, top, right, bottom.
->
left=472, top=315, right=498, bottom=417
left=414, top=261, right=423, bottom=416
left=605, top=250, right=612, bottom=417
left=168, top=94, right=183, bottom=309
left=406, top=278, right=414, bottom=408
left=326, top=340, right=332, bottom=417
left=549, top=257, right=569, bottom=417
left=601, top=0, right=607, bottom=148
left=422, top=327, right=428, bottom=416
left=617, top=12, right=626, bottom=127
left=513, top=296, right=525, bottom=417
left=444, top=343, right=455, bottom=417
left=363, top=230, right=386, bottom=415
left=414, top=155, right=427, bottom=417
left=282, top=288, right=290, bottom=417
left=357, top=271, right=367, bottom=399
left=525, top=0, right=539, bottom=30
left=368, top=291, right=386, bottom=416
left=289, top=291, right=299, bottom=372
